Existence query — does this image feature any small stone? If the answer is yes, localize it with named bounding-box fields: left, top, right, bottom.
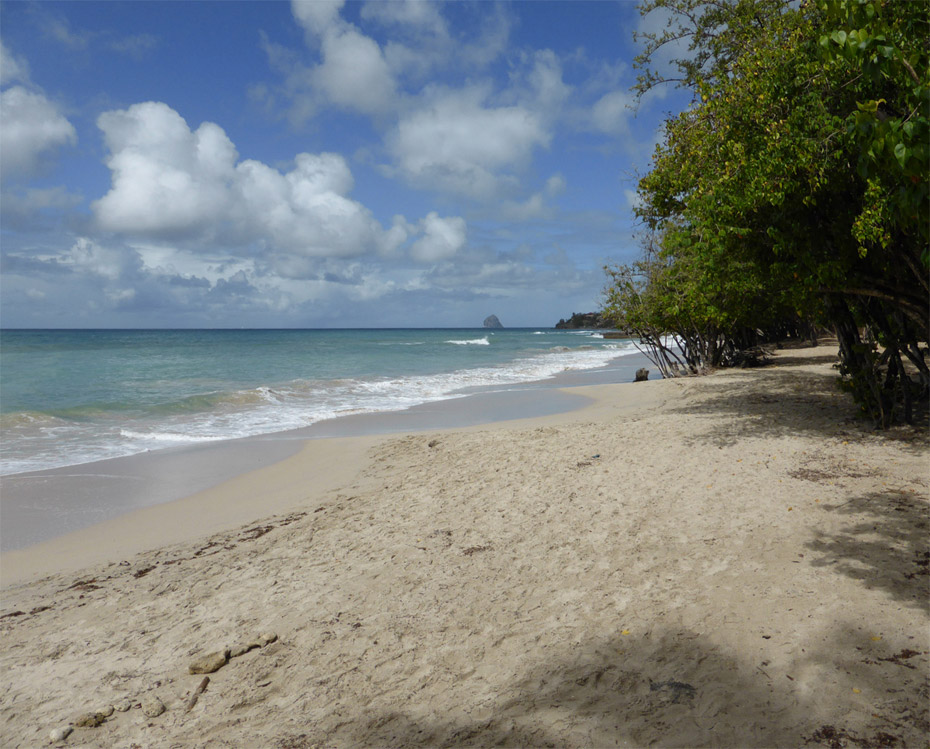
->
left=229, top=642, right=259, bottom=658
left=140, top=695, right=166, bottom=718
left=96, top=705, right=115, bottom=717
left=113, top=699, right=132, bottom=712
left=49, top=725, right=73, bottom=742
left=73, top=711, right=106, bottom=728
left=188, top=649, right=230, bottom=674
left=259, top=632, right=278, bottom=645
left=634, top=368, right=649, bottom=382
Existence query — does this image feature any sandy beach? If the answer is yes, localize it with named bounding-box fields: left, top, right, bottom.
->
left=1, top=342, right=927, bottom=748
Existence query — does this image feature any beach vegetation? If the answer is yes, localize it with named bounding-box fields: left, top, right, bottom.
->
left=604, top=0, right=929, bottom=427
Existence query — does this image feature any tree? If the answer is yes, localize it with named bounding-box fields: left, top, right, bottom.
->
left=607, top=0, right=928, bottom=426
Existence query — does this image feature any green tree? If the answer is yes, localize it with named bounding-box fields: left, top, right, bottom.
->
left=608, top=0, right=928, bottom=426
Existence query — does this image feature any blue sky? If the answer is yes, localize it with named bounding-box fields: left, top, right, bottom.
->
left=1, top=0, right=686, bottom=328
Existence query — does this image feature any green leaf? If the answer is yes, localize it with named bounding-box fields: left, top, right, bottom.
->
left=831, top=30, right=848, bottom=45
left=894, top=142, right=907, bottom=168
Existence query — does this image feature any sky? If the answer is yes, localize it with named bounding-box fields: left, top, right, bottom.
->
left=0, top=0, right=686, bottom=328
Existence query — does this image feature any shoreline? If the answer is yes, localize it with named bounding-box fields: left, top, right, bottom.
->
left=1, top=342, right=927, bottom=748
left=0, top=349, right=652, bottom=555
left=0, top=367, right=661, bottom=587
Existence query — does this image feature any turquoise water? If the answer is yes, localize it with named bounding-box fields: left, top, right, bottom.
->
left=0, top=328, right=636, bottom=475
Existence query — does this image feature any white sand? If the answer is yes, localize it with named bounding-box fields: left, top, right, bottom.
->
left=1, top=343, right=927, bottom=748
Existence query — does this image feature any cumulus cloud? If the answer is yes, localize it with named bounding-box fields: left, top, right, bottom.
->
left=410, top=212, right=466, bottom=263
left=269, top=0, right=513, bottom=125
left=289, top=0, right=396, bottom=116
left=91, top=101, right=482, bottom=276
left=64, top=237, right=131, bottom=280
left=94, top=102, right=236, bottom=235
left=92, top=102, right=415, bottom=263
left=315, top=26, right=397, bottom=115
left=386, top=86, right=550, bottom=199
left=0, top=86, right=77, bottom=179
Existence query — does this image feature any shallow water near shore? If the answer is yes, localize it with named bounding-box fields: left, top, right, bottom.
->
left=0, top=334, right=652, bottom=551
left=1, top=328, right=637, bottom=476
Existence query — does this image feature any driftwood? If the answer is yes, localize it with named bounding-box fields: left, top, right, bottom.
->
left=185, top=676, right=210, bottom=712
left=734, top=346, right=774, bottom=368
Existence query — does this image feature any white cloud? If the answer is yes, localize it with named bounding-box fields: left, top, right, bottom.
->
left=235, top=153, right=393, bottom=262
left=0, top=42, right=28, bottom=85
left=0, top=86, right=77, bottom=179
left=289, top=0, right=396, bottom=117
left=387, top=86, right=550, bottom=199
left=360, top=0, right=447, bottom=36
left=511, top=49, right=571, bottom=113
left=269, top=0, right=513, bottom=125
left=38, top=9, right=91, bottom=50
left=291, top=0, right=345, bottom=36
left=410, top=212, right=466, bottom=263
left=499, top=172, right=566, bottom=222
left=92, top=101, right=472, bottom=273
left=546, top=174, right=566, bottom=196
left=500, top=193, right=545, bottom=221
left=456, top=5, right=512, bottom=69
left=624, top=189, right=643, bottom=211
left=591, top=89, right=635, bottom=135
left=94, top=102, right=236, bottom=235
left=64, top=237, right=128, bottom=280
left=315, top=26, right=397, bottom=115
left=107, top=33, right=159, bottom=59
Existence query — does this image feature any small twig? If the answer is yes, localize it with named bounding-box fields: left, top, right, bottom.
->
left=900, top=57, right=920, bottom=85
left=185, top=676, right=210, bottom=712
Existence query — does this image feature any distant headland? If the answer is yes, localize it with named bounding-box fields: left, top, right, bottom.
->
left=554, top=312, right=611, bottom=329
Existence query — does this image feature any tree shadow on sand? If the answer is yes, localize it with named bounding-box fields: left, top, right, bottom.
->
left=806, top=490, right=930, bottom=615
left=665, top=355, right=928, bottom=453
left=313, top=625, right=927, bottom=749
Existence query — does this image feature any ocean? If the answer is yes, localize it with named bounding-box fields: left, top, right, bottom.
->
left=0, top=328, right=639, bottom=476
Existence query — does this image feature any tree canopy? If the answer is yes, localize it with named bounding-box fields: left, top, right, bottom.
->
left=604, top=0, right=929, bottom=427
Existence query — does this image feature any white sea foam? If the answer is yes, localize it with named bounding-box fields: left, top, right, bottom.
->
left=446, top=337, right=490, bottom=345
left=1, top=336, right=640, bottom=476
left=119, top=429, right=230, bottom=444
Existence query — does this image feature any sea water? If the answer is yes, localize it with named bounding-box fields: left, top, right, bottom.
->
left=0, top=328, right=638, bottom=476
